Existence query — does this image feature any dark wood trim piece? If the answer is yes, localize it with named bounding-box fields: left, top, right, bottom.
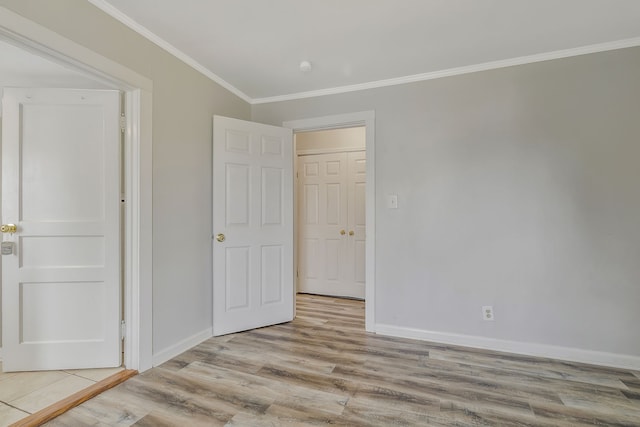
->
left=11, top=369, right=137, bottom=427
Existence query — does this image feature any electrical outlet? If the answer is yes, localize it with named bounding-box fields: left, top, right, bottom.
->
left=482, top=306, right=494, bottom=321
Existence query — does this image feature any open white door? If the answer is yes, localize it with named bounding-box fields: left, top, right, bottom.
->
left=213, top=116, right=293, bottom=336
left=1, top=88, right=121, bottom=372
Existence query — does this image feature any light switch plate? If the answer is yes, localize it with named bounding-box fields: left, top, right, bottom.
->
left=387, top=194, right=398, bottom=209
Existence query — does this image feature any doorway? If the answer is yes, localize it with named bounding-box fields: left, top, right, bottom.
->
left=295, top=127, right=366, bottom=299
left=0, top=5, right=153, bottom=372
left=284, top=111, right=376, bottom=332
left=0, top=40, right=128, bottom=424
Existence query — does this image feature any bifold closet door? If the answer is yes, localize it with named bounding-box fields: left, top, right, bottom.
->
left=297, top=151, right=365, bottom=299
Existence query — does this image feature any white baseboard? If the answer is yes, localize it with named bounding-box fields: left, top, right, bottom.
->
left=152, top=327, right=213, bottom=367
left=375, top=324, right=640, bottom=371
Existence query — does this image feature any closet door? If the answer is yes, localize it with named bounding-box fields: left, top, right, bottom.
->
left=345, top=151, right=367, bottom=296
left=297, top=151, right=365, bottom=299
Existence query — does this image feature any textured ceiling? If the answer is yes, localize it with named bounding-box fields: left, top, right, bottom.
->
left=93, top=0, right=640, bottom=102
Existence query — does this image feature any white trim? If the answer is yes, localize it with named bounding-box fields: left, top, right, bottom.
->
left=253, top=37, right=640, bottom=104
left=152, top=327, right=213, bottom=367
left=297, top=147, right=365, bottom=156
left=0, top=6, right=153, bottom=372
left=87, top=0, right=251, bottom=103
left=284, top=112, right=376, bottom=332
left=123, top=89, right=154, bottom=372
left=375, top=324, right=640, bottom=371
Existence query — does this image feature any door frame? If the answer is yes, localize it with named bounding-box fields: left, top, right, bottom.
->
left=0, top=7, right=153, bottom=371
left=284, top=111, right=375, bottom=332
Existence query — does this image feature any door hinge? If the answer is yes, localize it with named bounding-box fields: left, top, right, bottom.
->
left=120, top=320, right=126, bottom=340
left=297, top=270, right=299, bottom=278
left=120, top=114, right=126, bottom=133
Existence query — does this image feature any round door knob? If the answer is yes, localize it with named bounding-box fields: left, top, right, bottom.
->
left=349, top=230, right=354, bottom=236
left=340, top=229, right=346, bottom=235
left=215, top=233, right=226, bottom=242
left=1, top=224, right=17, bottom=234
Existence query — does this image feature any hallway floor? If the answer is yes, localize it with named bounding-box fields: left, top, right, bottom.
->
left=0, top=364, right=123, bottom=426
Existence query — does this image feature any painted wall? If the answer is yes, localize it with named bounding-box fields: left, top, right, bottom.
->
left=296, top=127, right=365, bottom=152
left=253, top=47, right=640, bottom=360
left=0, top=0, right=251, bottom=355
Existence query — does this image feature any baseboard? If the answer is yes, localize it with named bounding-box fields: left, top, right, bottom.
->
left=152, top=327, right=213, bottom=367
left=375, top=324, right=640, bottom=371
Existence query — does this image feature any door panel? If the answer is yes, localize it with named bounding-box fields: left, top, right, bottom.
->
left=348, top=152, right=367, bottom=291
left=297, top=151, right=365, bottom=299
left=1, top=88, right=121, bottom=372
left=213, top=116, right=293, bottom=336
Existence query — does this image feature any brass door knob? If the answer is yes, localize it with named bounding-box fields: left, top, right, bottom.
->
left=1, top=224, right=17, bottom=234
left=349, top=230, right=354, bottom=236
left=340, top=229, right=346, bottom=235
left=215, top=233, right=225, bottom=242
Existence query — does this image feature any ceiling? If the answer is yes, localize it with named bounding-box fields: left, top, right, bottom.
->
left=92, top=0, right=640, bottom=103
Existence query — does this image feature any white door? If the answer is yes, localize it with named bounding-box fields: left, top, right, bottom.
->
left=297, top=151, right=366, bottom=298
left=346, top=151, right=367, bottom=294
left=212, top=116, right=293, bottom=336
left=1, top=88, right=121, bottom=372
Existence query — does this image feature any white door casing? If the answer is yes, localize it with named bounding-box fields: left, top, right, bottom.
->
left=297, top=151, right=366, bottom=298
left=212, top=116, right=294, bottom=336
left=1, top=88, right=121, bottom=371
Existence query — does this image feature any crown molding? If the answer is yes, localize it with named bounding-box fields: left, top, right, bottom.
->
left=87, top=0, right=252, bottom=103
left=252, top=36, right=640, bottom=104
left=85, top=1, right=640, bottom=106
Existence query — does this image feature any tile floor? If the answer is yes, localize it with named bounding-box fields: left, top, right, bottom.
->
left=0, top=362, right=123, bottom=426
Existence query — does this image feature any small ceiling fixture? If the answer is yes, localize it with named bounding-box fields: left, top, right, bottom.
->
left=299, top=60, right=312, bottom=73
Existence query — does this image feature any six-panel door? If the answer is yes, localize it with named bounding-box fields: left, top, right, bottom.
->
left=297, top=151, right=366, bottom=299
left=212, top=116, right=294, bottom=336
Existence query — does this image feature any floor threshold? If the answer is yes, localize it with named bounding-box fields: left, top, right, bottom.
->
left=11, top=369, right=137, bottom=427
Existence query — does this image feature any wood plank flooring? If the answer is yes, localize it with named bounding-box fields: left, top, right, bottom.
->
left=44, top=294, right=640, bottom=426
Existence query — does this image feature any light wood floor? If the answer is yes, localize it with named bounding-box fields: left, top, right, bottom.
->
left=44, top=294, right=639, bottom=426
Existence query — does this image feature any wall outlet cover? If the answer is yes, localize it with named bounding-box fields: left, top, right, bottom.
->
left=482, top=306, right=494, bottom=321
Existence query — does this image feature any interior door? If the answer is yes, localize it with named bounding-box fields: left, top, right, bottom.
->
left=297, top=152, right=349, bottom=296
left=346, top=151, right=367, bottom=295
left=212, top=116, right=293, bottom=336
left=297, top=151, right=365, bottom=299
left=1, top=88, right=121, bottom=372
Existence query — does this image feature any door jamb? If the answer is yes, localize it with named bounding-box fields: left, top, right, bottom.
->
left=284, top=111, right=375, bottom=332
left=0, top=6, right=153, bottom=372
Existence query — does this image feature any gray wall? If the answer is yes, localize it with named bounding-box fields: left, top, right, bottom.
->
left=253, top=47, right=640, bottom=357
left=0, top=0, right=251, bottom=355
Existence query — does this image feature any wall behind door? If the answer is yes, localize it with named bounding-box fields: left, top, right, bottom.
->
left=296, top=127, right=365, bottom=152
